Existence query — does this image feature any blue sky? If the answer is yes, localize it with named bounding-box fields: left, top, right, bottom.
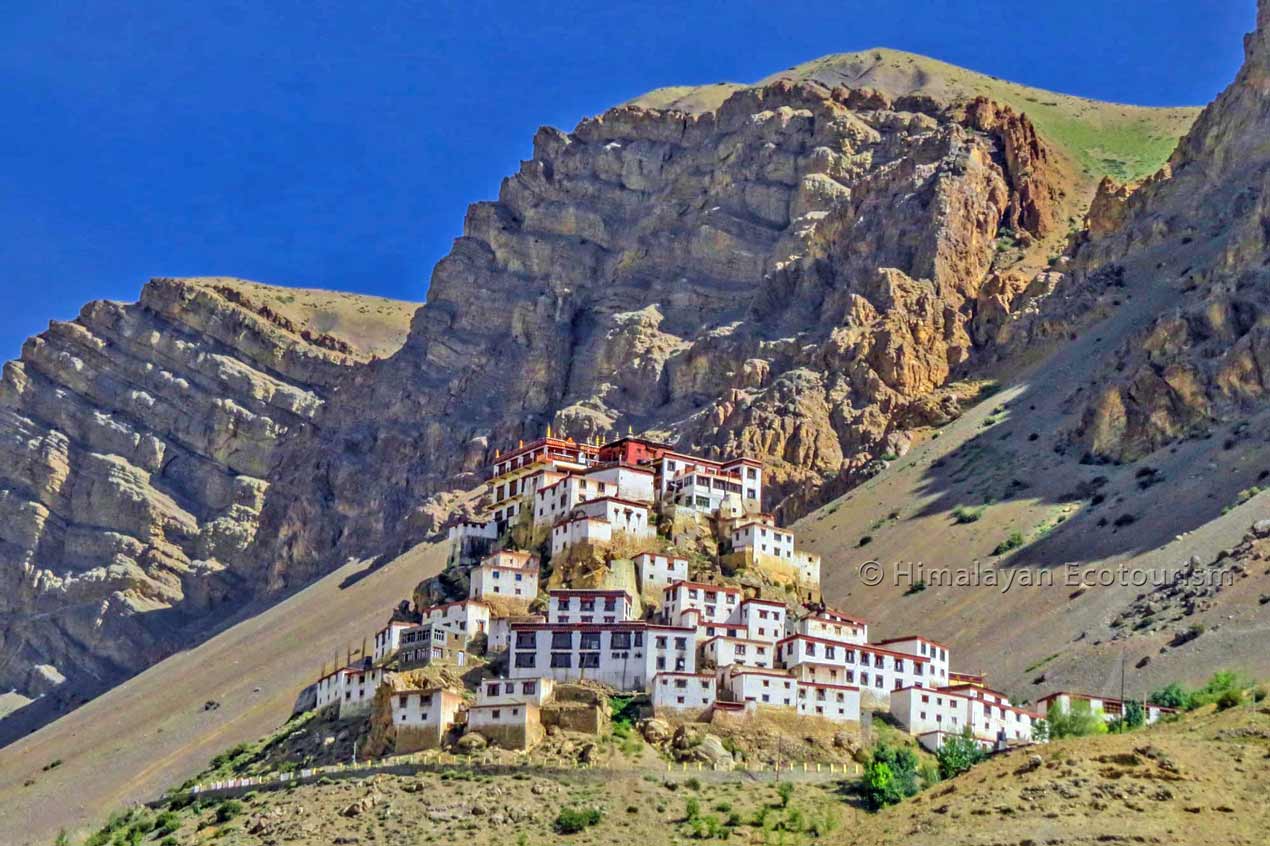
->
left=0, top=1, right=1254, bottom=359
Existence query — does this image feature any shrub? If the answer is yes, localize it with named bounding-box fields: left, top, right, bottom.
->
left=1030, top=718, right=1050, bottom=742
left=1149, top=682, right=1191, bottom=710
left=862, top=743, right=920, bottom=809
left=993, top=531, right=1025, bottom=556
left=154, top=811, right=181, bottom=836
left=712, top=801, right=732, bottom=813
left=214, top=800, right=242, bottom=823
left=1253, top=685, right=1268, bottom=703
left=685, top=797, right=701, bottom=821
left=1216, top=689, right=1243, bottom=710
left=554, top=807, right=602, bottom=834
left=687, top=814, right=726, bottom=839
left=936, top=730, right=987, bottom=779
left=777, top=780, right=795, bottom=808
left=685, top=777, right=702, bottom=791
left=951, top=505, right=984, bottom=524
left=904, top=580, right=927, bottom=596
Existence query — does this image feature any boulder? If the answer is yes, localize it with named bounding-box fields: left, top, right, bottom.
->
left=640, top=718, right=673, bottom=745
left=456, top=732, right=488, bottom=753
left=690, top=734, right=734, bottom=771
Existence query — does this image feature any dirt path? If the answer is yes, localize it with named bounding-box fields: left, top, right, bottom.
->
left=0, top=541, right=447, bottom=845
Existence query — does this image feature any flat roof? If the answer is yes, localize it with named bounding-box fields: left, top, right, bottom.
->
left=776, top=634, right=931, bottom=662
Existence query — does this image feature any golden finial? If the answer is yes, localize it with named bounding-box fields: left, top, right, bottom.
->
left=546, top=423, right=553, bottom=438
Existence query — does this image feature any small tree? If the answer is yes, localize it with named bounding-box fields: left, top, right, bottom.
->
left=862, top=743, right=920, bottom=809
left=776, top=781, right=795, bottom=808
left=936, top=730, right=986, bottom=779
left=1122, top=700, right=1145, bottom=729
left=1148, top=682, right=1191, bottom=710
left=1031, top=717, right=1050, bottom=742
left=1048, top=699, right=1107, bottom=738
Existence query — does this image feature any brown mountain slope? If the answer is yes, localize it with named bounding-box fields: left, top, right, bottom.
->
left=0, top=540, right=447, bottom=846
left=796, top=0, right=1270, bottom=701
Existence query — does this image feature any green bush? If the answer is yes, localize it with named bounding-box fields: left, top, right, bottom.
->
left=951, top=505, right=984, bottom=524
left=936, top=730, right=986, bottom=779
left=777, top=780, right=795, bottom=808
left=214, top=800, right=243, bottom=823
left=992, top=531, right=1025, bottom=556
left=1109, top=700, right=1146, bottom=732
left=687, top=814, right=727, bottom=839
left=1149, top=682, right=1191, bottom=710
left=685, top=797, right=701, bottom=821
left=862, top=743, right=920, bottom=809
left=1216, top=689, right=1243, bottom=710
left=554, top=807, right=602, bottom=834
left=1031, top=717, right=1050, bottom=742
left=684, top=777, right=702, bottom=791
left=154, top=811, right=181, bottom=836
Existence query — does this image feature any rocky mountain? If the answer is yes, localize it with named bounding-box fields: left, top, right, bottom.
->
left=796, top=0, right=1270, bottom=700
left=0, top=32, right=1228, bottom=735
left=0, top=280, right=414, bottom=720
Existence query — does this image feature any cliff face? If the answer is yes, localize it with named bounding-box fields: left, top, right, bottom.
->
left=1012, top=0, right=1270, bottom=463
left=0, top=280, right=414, bottom=704
left=258, top=80, right=1065, bottom=591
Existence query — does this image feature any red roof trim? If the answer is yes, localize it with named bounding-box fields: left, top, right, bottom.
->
left=776, top=634, right=931, bottom=662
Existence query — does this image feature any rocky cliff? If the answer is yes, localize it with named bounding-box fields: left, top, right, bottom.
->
left=1002, top=0, right=1270, bottom=464
left=0, top=279, right=413, bottom=710
left=258, top=79, right=1069, bottom=587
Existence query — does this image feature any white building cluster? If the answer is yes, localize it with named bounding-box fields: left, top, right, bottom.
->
left=315, top=432, right=1053, bottom=754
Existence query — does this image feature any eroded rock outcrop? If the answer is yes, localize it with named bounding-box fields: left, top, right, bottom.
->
left=0, top=278, right=412, bottom=703
left=1005, top=0, right=1270, bottom=463
left=259, top=78, right=1064, bottom=586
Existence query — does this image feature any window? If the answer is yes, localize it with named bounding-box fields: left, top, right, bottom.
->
left=580, top=632, right=601, bottom=650
left=551, top=632, right=573, bottom=649
left=515, top=632, right=536, bottom=649
left=579, top=652, right=600, bottom=668
left=674, top=637, right=688, bottom=650
left=611, top=631, right=631, bottom=650
left=550, top=653, right=572, bottom=668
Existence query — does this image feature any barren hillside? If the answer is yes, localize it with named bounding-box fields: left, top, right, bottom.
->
left=0, top=540, right=447, bottom=845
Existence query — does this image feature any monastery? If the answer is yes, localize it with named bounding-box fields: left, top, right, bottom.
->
left=310, top=430, right=1145, bottom=756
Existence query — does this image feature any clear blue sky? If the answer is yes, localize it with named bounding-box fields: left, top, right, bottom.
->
left=0, top=1, right=1254, bottom=359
